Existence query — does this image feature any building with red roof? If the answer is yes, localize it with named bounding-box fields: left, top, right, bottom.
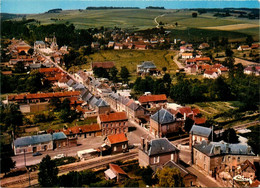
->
left=105, top=133, right=128, bottom=154
left=92, top=61, right=115, bottom=70
left=138, top=94, right=167, bottom=109
left=105, top=163, right=129, bottom=182
left=61, top=124, right=101, bottom=138
left=97, top=112, right=128, bottom=136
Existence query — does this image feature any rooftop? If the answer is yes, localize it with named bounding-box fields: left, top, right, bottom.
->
left=107, top=133, right=128, bottom=144
left=151, top=108, right=175, bottom=124
left=190, top=125, right=212, bottom=137
left=138, top=94, right=167, bottom=103
left=99, top=112, right=128, bottom=122
left=147, top=138, right=178, bottom=156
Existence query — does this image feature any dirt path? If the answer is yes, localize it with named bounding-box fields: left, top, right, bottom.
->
left=154, top=14, right=165, bottom=28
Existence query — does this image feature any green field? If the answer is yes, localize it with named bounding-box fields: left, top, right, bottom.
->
left=68, top=49, right=177, bottom=81
left=11, top=9, right=258, bottom=39
left=190, top=101, right=260, bottom=128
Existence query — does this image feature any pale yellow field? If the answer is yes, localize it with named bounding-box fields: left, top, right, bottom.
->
left=201, top=23, right=259, bottom=31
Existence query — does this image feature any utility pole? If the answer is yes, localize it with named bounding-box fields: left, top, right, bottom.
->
left=24, top=149, right=31, bottom=187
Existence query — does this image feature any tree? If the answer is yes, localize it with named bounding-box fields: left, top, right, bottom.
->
left=138, top=166, right=155, bottom=185
left=109, top=66, right=118, bottom=83
left=157, top=167, right=184, bottom=187
left=222, top=128, right=239, bottom=143
left=120, top=66, right=130, bottom=84
left=0, top=143, right=16, bottom=175
left=14, top=61, right=25, bottom=73
left=225, top=48, right=234, bottom=57
left=28, top=48, right=34, bottom=55
left=162, top=67, right=167, bottom=72
left=124, top=179, right=139, bottom=187
left=38, top=155, right=58, bottom=187
left=246, top=35, right=254, bottom=45
left=192, top=12, right=198, bottom=17
left=1, top=103, right=23, bottom=136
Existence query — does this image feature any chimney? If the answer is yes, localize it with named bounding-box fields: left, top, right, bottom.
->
left=105, top=111, right=109, bottom=115
left=141, top=137, right=145, bottom=150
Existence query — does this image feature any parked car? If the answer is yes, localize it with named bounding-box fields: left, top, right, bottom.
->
left=32, top=152, right=42, bottom=157
left=53, top=154, right=64, bottom=159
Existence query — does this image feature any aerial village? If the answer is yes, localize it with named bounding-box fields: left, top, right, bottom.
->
left=1, top=29, right=260, bottom=188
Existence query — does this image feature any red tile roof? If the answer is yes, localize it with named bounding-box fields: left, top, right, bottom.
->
left=212, top=64, right=222, bottom=68
left=250, top=180, right=260, bottom=187
left=92, top=62, right=115, bottom=69
left=99, top=112, right=128, bottom=123
left=107, top=133, right=128, bottom=144
left=8, top=91, right=80, bottom=101
left=178, top=107, right=193, bottom=116
left=240, top=160, right=256, bottom=171
left=39, top=68, right=61, bottom=73
left=138, top=94, right=167, bottom=103
left=195, top=57, right=211, bottom=61
left=194, top=117, right=206, bottom=125
left=109, top=163, right=127, bottom=175
left=192, top=108, right=200, bottom=116
left=63, top=124, right=101, bottom=135
left=204, top=70, right=218, bottom=75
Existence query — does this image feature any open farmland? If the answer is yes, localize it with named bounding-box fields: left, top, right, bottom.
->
left=9, top=9, right=258, bottom=40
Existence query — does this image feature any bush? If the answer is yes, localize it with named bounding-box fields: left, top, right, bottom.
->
left=90, top=179, right=115, bottom=187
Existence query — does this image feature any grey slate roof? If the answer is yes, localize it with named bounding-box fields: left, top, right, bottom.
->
left=109, top=93, right=119, bottom=100
left=151, top=109, right=175, bottom=124
left=95, top=99, right=108, bottom=107
left=80, top=89, right=89, bottom=98
left=66, top=79, right=75, bottom=87
left=75, top=84, right=85, bottom=90
left=190, top=125, right=212, bottom=138
left=89, top=97, right=98, bottom=107
left=72, top=83, right=79, bottom=89
left=194, top=141, right=255, bottom=157
left=147, top=138, right=178, bottom=156
left=85, top=93, right=93, bottom=102
left=139, top=61, right=156, bottom=69
left=29, top=64, right=41, bottom=69
left=14, top=132, right=67, bottom=147
left=35, top=41, right=45, bottom=45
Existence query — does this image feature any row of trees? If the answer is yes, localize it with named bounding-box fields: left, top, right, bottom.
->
left=38, top=155, right=184, bottom=187
left=133, top=65, right=259, bottom=110
left=93, top=66, right=130, bottom=84
left=1, top=70, right=52, bottom=94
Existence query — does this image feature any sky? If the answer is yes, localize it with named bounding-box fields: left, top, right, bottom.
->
left=1, top=0, right=259, bottom=14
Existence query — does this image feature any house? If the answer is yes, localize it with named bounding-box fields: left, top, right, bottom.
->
left=185, top=64, right=197, bottom=74
left=238, top=160, right=256, bottom=180
left=150, top=109, right=182, bottom=138
left=244, top=66, right=260, bottom=76
left=189, top=125, right=212, bottom=148
left=164, top=161, right=198, bottom=187
left=204, top=69, right=219, bottom=79
left=34, top=41, right=46, bottom=49
left=92, top=61, right=115, bottom=70
left=95, top=98, right=110, bottom=114
left=105, top=133, right=128, bottom=154
left=182, top=53, right=193, bottom=59
left=13, top=132, right=69, bottom=155
left=105, top=163, right=129, bottom=182
left=97, top=112, right=128, bottom=136
left=114, top=43, right=124, bottom=50
left=251, top=43, right=259, bottom=49
left=193, top=141, right=255, bottom=176
left=108, top=41, right=115, bottom=48
left=180, top=45, right=193, bottom=53
left=138, top=94, right=167, bottom=109
left=135, top=44, right=147, bottom=50
left=139, top=138, right=179, bottom=170
left=237, top=45, right=251, bottom=51
left=62, top=124, right=102, bottom=139
left=199, top=43, right=210, bottom=49
left=137, top=61, right=157, bottom=75
left=16, top=41, right=31, bottom=53
left=91, top=42, right=100, bottom=50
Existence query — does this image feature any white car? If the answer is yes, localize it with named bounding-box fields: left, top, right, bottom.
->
left=53, top=154, right=64, bottom=159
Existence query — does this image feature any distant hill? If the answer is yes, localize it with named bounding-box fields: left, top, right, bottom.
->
left=86, top=6, right=140, bottom=10
left=1, top=13, right=26, bottom=21
left=46, top=8, right=62, bottom=13
left=146, top=6, right=165, bottom=9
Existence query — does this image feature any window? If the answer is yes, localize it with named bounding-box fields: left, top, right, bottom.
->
left=154, top=156, right=160, bottom=163
left=114, top=146, right=117, bottom=151
left=238, top=157, right=240, bottom=162
left=228, top=156, right=231, bottom=162
left=204, top=164, right=206, bottom=170
left=122, top=144, right=126, bottom=149
left=171, top=153, right=174, bottom=161
left=204, top=156, right=206, bottom=162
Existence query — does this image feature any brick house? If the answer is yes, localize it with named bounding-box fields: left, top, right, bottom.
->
left=105, top=133, right=128, bottom=154
left=105, top=163, right=129, bottom=182
left=97, top=112, right=128, bottom=136
left=139, top=138, right=179, bottom=171
left=193, top=141, right=256, bottom=176
left=13, top=132, right=68, bottom=155
left=189, top=125, right=212, bottom=148
left=164, top=160, right=198, bottom=187
left=61, top=124, right=102, bottom=138
left=150, top=109, right=182, bottom=138
left=138, top=94, right=167, bottom=109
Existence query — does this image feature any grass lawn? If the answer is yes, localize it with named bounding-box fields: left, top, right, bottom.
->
left=68, top=49, right=177, bottom=82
